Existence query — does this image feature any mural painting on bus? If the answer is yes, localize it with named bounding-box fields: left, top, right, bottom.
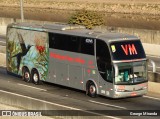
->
left=7, top=28, right=49, bottom=81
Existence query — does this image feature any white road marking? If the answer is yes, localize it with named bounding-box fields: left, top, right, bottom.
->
left=0, top=90, right=121, bottom=119
left=143, top=96, right=160, bottom=101
left=18, top=83, right=47, bottom=91
left=89, top=100, right=127, bottom=109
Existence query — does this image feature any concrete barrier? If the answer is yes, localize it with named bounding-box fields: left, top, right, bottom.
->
left=142, top=43, right=160, bottom=56
left=0, top=53, right=6, bottom=67
left=148, top=82, right=160, bottom=94
left=0, top=25, right=7, bottom=35
left=148, top=72, right=160, bottom=82
left=0, top=46, right=6, bottom=53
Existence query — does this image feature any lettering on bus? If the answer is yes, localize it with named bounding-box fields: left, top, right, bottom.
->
left=86, top=39, right=93, bottom=44
left=121, top=44, right=137, bottom=55
left=50, top=52, right=85, bottom=64
left=87, top=60, right=95, bottom=69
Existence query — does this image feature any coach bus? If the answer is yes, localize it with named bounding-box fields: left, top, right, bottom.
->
left=6, top=22, right=155, bottom=98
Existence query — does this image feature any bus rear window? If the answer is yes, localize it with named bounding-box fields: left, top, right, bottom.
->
left=110, top=40, right=146, bottom=61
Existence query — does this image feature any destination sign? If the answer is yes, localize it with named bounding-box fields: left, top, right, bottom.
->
left=110, top=40, right=146, bottom=61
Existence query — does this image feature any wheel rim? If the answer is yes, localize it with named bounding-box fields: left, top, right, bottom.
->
left=33, top=73, right=38, bottom=82
left=89, top=85, right=96, bottom=94
left=25, top=72, right=30, bottom=79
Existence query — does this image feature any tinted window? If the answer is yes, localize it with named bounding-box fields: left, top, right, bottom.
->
left=49, top=33, right=80, bottom=53
left=80, top=37, right=94, bottom=55
left=67, top=36, right=80, bottom=52
left=49, top=33, right=69, bottom=50
left=96, top=39, right=111, bottom=62
left=96, top=39, right=112, bottom=82
left=49, top=33, right=94, bottom=55
left=110, top=40, right=146, bottom=61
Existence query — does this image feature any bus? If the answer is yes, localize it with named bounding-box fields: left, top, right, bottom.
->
left=6, top=22, right=155, bottom=98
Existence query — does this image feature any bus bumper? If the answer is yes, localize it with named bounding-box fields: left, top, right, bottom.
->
left=112, top=89, right=148, bottom=98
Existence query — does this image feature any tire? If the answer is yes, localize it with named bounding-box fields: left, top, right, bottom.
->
left=32, top=70, right=40, bottom=85
left=88, top=82, right=97, bottom=98
left=22, top=67, right=31, bottom=83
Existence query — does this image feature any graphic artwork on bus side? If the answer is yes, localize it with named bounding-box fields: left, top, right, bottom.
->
left=121, top=44, right=137, bottom=55
left=12, top=33, right=32, bottom=72
left=7, top=28, right=49, bottom=81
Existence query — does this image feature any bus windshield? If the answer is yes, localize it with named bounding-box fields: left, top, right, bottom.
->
left=115, top=61, right=147, bottom=85
left=110, top=40, right=146, bottom=61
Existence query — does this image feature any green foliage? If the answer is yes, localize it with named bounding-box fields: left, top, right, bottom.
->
left=68, top=9, right=105, bottom=29
left=7, top=41, right=19, bottom=73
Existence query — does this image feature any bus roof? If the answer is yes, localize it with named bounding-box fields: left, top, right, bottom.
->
left=8, top=22, right=139, bottom=43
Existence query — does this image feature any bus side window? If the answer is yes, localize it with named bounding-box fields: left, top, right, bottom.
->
left=49, top=33, right=81, bottom=53
left=80, top=37, right=94, bottom=55
left=49, top=33, right=55, bottom=48
left=96, top=39, right=112, bottom=82
left=106, top=68, right=113, bottom=82
left=96, top=39, right=111, bottom=69
left=67, top=36, right=80, bottom=53
left=49, top=33, right=69, bottom=51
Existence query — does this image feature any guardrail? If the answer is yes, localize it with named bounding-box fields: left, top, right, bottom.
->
left=0, top=41, right=6, bottom=46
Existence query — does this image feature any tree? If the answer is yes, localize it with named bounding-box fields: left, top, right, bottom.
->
left=68, top=9, right=104, bottom=29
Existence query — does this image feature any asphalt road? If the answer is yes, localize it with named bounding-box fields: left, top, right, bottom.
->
left=0, top=67, right=160, bottom=118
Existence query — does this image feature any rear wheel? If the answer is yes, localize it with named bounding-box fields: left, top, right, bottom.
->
left=88, top=82, right=97, bottom=98
left=32, top=70, right=40, bottom=85
left=22, top=67, right=31, bottom=83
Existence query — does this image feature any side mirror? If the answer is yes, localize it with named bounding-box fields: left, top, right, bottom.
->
left=114, top=64, right=119, bottom=77
left=147, top=59, right=156, bottom=73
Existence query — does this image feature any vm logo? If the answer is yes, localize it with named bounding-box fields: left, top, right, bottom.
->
left=121, top=44, right=138, bottom=55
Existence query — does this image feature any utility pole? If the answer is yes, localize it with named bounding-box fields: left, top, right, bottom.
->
left=20, top=0, right=24, bottom=22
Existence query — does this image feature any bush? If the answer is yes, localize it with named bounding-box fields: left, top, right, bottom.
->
left=68, top=9, right=104, bottom=29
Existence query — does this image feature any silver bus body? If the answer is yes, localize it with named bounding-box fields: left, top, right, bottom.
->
left=6, top=22, right=148, bottom=98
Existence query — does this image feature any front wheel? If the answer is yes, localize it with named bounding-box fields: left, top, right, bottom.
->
left=88, top=82, right=97, bottom=98
left=32, top=70, right=40, bottom=85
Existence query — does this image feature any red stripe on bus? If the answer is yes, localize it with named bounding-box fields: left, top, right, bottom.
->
left=50, top=52, right=85, bottom=64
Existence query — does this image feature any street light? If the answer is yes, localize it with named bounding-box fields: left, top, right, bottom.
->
left=20, top=0, right=24, bottom=22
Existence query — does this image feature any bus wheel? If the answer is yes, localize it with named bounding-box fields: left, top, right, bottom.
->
left=22, top=67, right=31, bottom=83
left=32, top=70, right=40, bottom=85
left=88, top=82, right=97, bottom=98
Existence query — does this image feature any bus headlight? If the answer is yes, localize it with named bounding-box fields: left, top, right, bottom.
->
left=116, top=85, right=125, bottom=92
left=117, top=89, right=125, bottom=92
